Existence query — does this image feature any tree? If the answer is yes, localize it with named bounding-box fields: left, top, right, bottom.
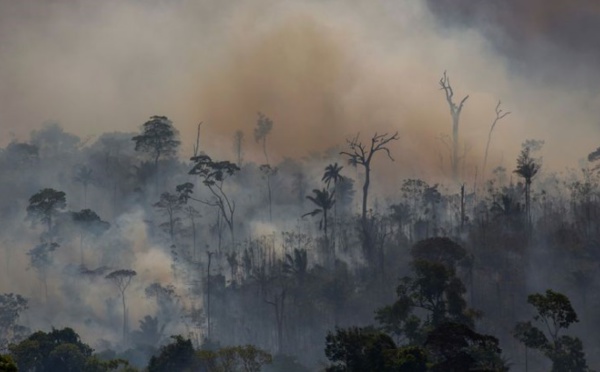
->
left=9, top=328, right=93, bottom=372
left=514, top=140, right=543, bottom=226
left=132, top=116, right=180, bottom=170
left=233, top=130, right=244, bottom=167
left=0, top=354, right=17, bottom=372
left=254, top=112, right=273, bottom=165
left=0, top=293, right=28, bottom=351
left=27, top=241, right=59, bottom=302
left=71, top=209, right=110, bottom=265
left=340, top=132, right=399, bottom=227
left=105, top=269, right=137, bottom=339
left=481, top=101, right=510, bottom=182
left=184, top=154, right=240, bottom=243
left=260, top=164, right=277, bottom=222
left=73, top=165, right=94, bottom=208
left=439, top=71, right=469, bottom=181
left=376, top=243, right=476, bottom=344
left=322, top=163, right=344, bottom=190
left=148, top=335, right=197, bottom=372
left=26, top=188, right=67, bottom=234
left=325, top=327, right=424, bottom=372
left=153, top=192, right=183, bottom=242
left=514, top=290, right=589, bottom=372
left=302, top=189, right=335, bottom=236
left=425, top=322, right=507, bottom=372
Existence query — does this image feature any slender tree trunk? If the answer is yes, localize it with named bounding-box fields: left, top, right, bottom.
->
left=80, top=232, right=84, bottom=265
left=452, top=113, right=459, bottom=182
left=121, top=292, right=127, bottom=340
left=206, top=252, right=213, bottom=340
left=362, top=166, right=370, bottom=225
left=267, top=176, right=272, bottom=222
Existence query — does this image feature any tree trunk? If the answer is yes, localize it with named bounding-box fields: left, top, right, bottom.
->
left=121, top=292, right=127, bottom=340
left=452, top=113, right=459, bottom=182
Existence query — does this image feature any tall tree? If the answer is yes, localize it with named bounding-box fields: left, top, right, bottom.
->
left=514, top=140, right=543, bottom=227
left=481, top=101, right=510, bottom=182
left=131, top=115, right=180, bottom=172
left=72, top=165, right=94, bottom=208
left=514, top=290, right=589, bottom=372
left=0, top=293, right=28, bottom=351
left=233, top=130, right=244, bottom=167
left=26, top=188, right=67, bottom=235
left=71, top=209, right=110, bottom=265
left=340, top=132, right=399, bottom=227
left=183, top=154, right=240, bottom=244
left=254, top=112, right=273, bottom=165
left=302, top=189, right=335, bottom=237
left=439, top=71, right=469, bottom=182
left=255, top=113, right=275, bottom=222
left=27, top=241, right=59, bottom=303
left=153, top=192, right=183, bottom=242
left=105, top=269, right=137, bottom=339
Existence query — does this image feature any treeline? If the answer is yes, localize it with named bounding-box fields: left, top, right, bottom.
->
left=1, top=110, right=600, bottom=371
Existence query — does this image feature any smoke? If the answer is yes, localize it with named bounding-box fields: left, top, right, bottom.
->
left=1, top=0, right=599, bottom=187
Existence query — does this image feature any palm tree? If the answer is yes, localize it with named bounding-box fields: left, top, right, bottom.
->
left=514, top=144, right=541, bottom=226
left=322, top=163, right=344, bottom=190
left=302, top=189, right=335, bottom=236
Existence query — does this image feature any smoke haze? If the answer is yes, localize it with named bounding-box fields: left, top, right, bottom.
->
left=2, top=0, right=599, bottom=181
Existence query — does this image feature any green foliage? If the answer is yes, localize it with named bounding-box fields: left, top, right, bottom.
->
left=324, top=327, right=397, bottom=372
left=0, top=354, right=17, bottom=372
left=148, top=335, right=197, bottom=372
left=263, top=354, right=309, bottom=372
left=9, top=327, right=94, bottom=372
left=514, top=290, right=590, bottom=372
left=425, top=322, right=507, bottom=372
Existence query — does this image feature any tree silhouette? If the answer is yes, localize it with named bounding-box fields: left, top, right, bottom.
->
left=514, top=290, right=589, bottom=372
left=233, top=130, right=244, bottom=167
left=185, top=154, right=240, bottom=244
left=132, top=115, right=180, bottom=174
left=439, top=71, right=469, bottom=182
left=514, top=140, right=543, bottom=226
left=71, top=209, right=109, bottom=265
left=72, top=165, right=94, bottom=208
left=153, top=192, right=183, bottom=242
left=27, top=240, right=59, bottom=303
left=481, top=101, right=510, bottom=181
left=303, top=189, right=335, bottom=236
left=254, top=112, right=273, bottom=165
left=322, top=163, right=344, bottom=190
left=340, top=132, right=399, bottom=227
left=105, top=269, right=137, bottom=339
left=26, top=188, right=66, bottom=234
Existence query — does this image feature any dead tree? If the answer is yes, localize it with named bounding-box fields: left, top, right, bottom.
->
left=340, top=132, right=398, bottom=264
left=439, top=71, right=469, bottom=182
left=482, top=101, right=510, bottom=181
left=340, top=132, right=399, bottom=226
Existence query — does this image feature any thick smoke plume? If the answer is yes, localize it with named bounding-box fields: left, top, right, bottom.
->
left=1, top=0, right=599, bottom=182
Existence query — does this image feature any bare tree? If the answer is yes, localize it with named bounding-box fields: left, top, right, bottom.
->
left=105, top=269, right=137, bottom=339
left=340, top=132, right=399, bottom=226
left=482, top=101, right=511, bottom=180
left=254, top=112, right=273, bottom=165
left=439, top=71, right=469, bottom=181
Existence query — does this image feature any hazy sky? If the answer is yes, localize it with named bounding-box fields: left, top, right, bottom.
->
left=1, top=0, right=600, bottom=180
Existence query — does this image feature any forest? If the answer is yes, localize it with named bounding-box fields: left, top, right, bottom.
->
left=0, top=106, right=599, bottom=371
left=2, top=0, right=600, bottom=371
